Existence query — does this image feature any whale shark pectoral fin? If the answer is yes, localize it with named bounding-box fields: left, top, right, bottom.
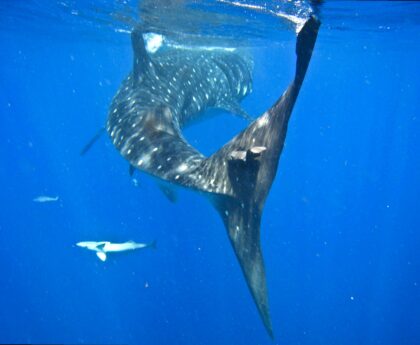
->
left=157, top=183, right=178, bottom=203
left=80, top=127, right=105, bottom=156
left=131, top=28, right=155, bottom=85
left=218, top=101, right=253, bottom=122
left=96, top=251, right=107, bottom=262
left=129, top=164, right=136, bottom=177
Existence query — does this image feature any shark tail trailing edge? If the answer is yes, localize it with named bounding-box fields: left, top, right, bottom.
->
left=206, top=16, right=320, bottom=337
left=149, top=240, right=157, bottom=249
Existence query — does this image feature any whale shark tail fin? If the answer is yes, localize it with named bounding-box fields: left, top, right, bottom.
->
left=213, top=192, right=273, bottom=338
left=205, top=15, right=320, bottom=338
left=295, top=15, right=321, bottom=88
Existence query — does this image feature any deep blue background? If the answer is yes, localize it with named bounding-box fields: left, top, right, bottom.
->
left=0, top=2, right=419, bottom=344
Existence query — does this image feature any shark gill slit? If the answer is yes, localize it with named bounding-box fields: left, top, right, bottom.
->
left=106, top=16, right=321, bottom=338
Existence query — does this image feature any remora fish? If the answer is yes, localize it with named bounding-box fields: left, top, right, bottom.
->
left=106, top=16, right=320, bottom=337
left=76, top=240, right=156, bottom=262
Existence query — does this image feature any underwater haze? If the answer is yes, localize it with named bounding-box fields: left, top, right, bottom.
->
left=0, top=1, right=419, bottom=344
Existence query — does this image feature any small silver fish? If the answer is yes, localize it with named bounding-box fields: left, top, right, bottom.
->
left=33, top=195, right=59, bottom=203
left=76, top=240, right=156, bottom=261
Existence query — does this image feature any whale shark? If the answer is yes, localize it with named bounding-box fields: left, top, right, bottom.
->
left=76, top=240, right=156, bottom=262
left=104, top=16, right=320, bottom=337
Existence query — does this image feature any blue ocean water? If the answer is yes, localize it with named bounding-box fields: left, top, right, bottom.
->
left=0, top=1, right=419, bottom=344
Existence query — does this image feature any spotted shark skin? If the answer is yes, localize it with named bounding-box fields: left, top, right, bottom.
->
left=108, top=34, right=253, bottom=183
left=107, top=16, right=320, bottom=337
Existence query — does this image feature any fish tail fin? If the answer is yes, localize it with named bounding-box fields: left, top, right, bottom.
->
left=149, top=240, right=157, bottom=249
left=209, top=146, right=274, bottom=338
left=202, top=15, right=320, bottom=338
left=295, top=15, right=321, bottom=88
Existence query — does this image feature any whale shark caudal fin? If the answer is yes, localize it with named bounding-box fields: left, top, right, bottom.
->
left=204, top=16, right=320, bottom=338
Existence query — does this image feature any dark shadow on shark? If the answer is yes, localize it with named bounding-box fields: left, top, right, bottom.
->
left=102, top=16, right=320, bottom=338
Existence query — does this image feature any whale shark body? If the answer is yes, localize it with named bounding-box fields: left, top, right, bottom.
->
left=104, top=16, right=320, bottom=337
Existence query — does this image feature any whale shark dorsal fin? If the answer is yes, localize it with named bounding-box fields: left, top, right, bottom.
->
left=96, top=251, right=107, bottom=262
left=131, top=28, right=155, bottom=85
left=218, top=101, right=253, bottom=122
